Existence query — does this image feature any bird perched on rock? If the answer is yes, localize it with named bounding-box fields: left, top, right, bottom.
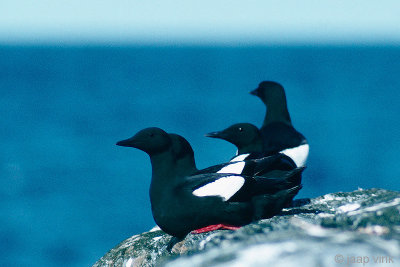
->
left=116, top=127, right=302, bottom=238
left=169, top=133, right=303, bottom=198
left=169, top=133, right=299, bottom=179
left=204, top=125, right=303, bottom=192
left=250, top=81, right=309, bottom=167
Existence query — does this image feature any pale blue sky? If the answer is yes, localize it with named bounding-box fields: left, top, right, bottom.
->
left=1, top=0, right=400, bottom=45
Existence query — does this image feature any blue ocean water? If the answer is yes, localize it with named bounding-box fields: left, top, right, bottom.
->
left=1, top=45, right=399, bottom=266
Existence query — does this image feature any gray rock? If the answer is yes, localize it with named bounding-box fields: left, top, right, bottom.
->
left=93, top=188, right=400, bottom=267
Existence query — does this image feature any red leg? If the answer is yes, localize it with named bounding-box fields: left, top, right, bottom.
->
left=192, top=224, right=241, bottom=234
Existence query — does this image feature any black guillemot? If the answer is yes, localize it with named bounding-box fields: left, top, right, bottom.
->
left=116, top=127, right=302, bottom=238
left=250, top=81, right=309, bottom=167
left=169, top=133, right=299, bottom=178
left=169, top=133, right=303, bottom=198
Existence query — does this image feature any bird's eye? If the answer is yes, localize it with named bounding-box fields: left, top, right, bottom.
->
left=238, top=127, right=243, bottom=132
left=149, top=133, right=155, bottom=137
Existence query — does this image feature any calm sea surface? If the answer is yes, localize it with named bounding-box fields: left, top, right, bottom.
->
left=1, top=45, right=399, bottom=266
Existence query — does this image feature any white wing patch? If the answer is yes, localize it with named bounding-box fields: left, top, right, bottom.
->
left=192, top=175, right=245, bottom=201
left=230, top=153, right=250, bottom=162
left=217, top=161, right=246, bottom=174
left=280, top=143, right=309, bottom=167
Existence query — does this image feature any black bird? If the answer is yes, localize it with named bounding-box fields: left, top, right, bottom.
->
left=206, top=122, right=266, bottom=161
left=116, top=127, right=302, bottom=238
left=169, top=133, right=299, bottom=178
left=250, top=81, right=309, bottom=167
left=204, top=125, right=302, bottom=191
left=205, top=123, right=298, bottom=168
left=169, top=133, right=303, bottom=196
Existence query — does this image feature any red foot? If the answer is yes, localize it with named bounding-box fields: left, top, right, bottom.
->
left=191, top=224, right=241, bottom=234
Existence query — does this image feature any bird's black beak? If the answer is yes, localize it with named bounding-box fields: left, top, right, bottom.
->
left=116, top=138, right=132, bottom=147
left=205, top=131, right=224, bottom=139
left=116, top=136, right=142, bottom=148
left=250, top=88, right=259, bottom=96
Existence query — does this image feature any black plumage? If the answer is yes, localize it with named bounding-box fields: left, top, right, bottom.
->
left=117, top=127, right=302, bottom=238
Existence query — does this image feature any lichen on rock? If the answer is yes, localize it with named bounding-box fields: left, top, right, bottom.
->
left=93, top=188, right=400, bottom=267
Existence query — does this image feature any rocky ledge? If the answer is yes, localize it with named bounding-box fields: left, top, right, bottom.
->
left=93, top=188, right=400, bottom=266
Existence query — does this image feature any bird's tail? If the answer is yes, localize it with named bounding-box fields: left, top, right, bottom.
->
left=253, top=153, right=297, bottom=176
left=252, top=184, right=303, bottom=220
left=253, top=166, right=305, bottom=193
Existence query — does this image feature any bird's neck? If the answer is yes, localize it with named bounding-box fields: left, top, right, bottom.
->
left=175, top=155, right=198, bottom=177
left=150, top=151, right=176, bottom=176
left=263, top=98, right=292, bottom=126
left=238, top=137, right=263, bottom=155
left=149, top=150, right=177, bottom=198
